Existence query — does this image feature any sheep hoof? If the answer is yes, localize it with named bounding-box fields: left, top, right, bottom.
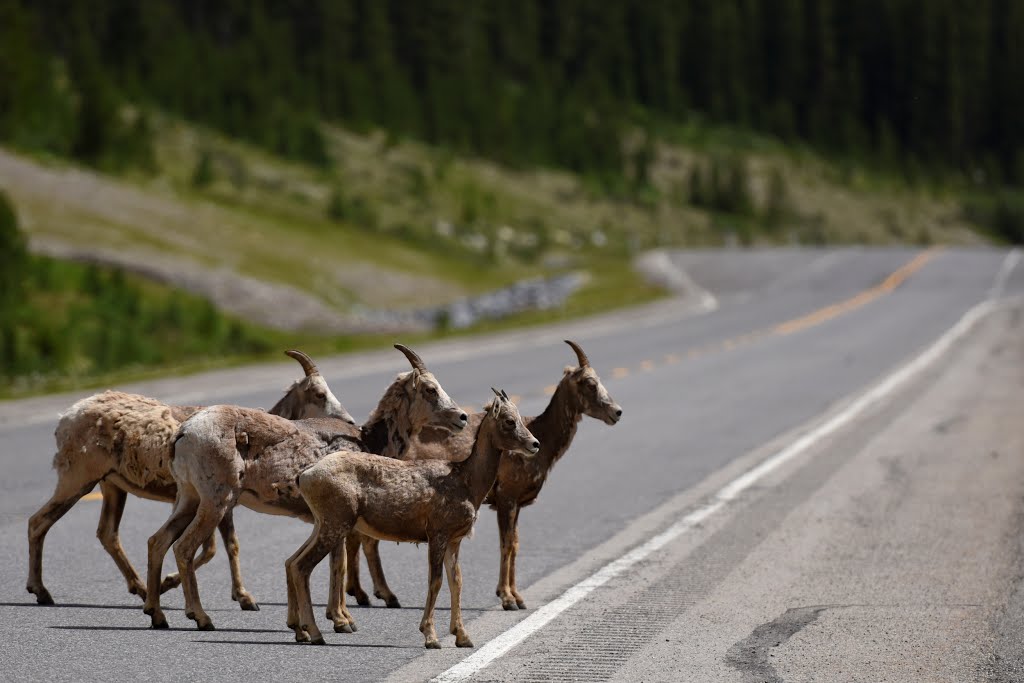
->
left=384, top=596, right=401, bottom=609
left=294, top=630, right=310, bottom=643
left=456, top=638, right=474, bottom=648
left=196, top=621, right=216, bottom=632
left=349, top=589, right=370, bottom=606
left=515, top=599, right=527, bottom=609
left=425, top=640, right=441, bottom=649
left=238, top=598, right=260, bottom=611
left=501, top=600, right=518, bottom=611
left=31, top=588, right=55, bottom=606
left=160, top=575, right=181, bottom=593
left=311, top=636, right=326, bottom=646
left=151, top=616, right=169, bottom=629
left=334, top=622, right=353, bottom=634
left=128, top=585, right=147, bottom=601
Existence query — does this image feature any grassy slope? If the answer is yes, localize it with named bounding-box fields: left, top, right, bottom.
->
left=0, top=114, right=992, bottom=397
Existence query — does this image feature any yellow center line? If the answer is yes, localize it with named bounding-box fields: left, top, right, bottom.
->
left=774, top=248, right=938, bottom=336
left=73, top=248, right=937, bottom=500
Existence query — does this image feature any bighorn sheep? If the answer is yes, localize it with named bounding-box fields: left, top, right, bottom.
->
left=287, top=389, right=540, bottom=648
left=26, top=350, right=354, bottom=608
left=347, top=340, right=621, bottom=611
left=143, top=344, right=467, bottom=631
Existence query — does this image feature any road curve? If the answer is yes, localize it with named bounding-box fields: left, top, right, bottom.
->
left=0, top=247, right=1021, bottom=682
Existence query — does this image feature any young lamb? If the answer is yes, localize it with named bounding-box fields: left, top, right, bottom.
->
left=25, top=349, right=354, bottom=609
left=286, top=389, right=540, bottom=648
left=143, top=344, right=468, bottom=631
left=347, top=340, right=621, bottom=611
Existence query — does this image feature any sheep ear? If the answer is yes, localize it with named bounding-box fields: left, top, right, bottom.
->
left=501, top=389, right=509, bottom=400
left=491, top=387, right=503, bottom=399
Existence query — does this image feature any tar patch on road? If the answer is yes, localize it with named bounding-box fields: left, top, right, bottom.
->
left=725, top=605, right=834, bottom=683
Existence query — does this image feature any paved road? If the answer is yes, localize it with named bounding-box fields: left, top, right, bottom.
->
left=0, top=247, right=1021, bottom=682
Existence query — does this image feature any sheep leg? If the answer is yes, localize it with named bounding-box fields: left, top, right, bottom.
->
left=327, top=541, right=356, bottom=632
left=95, top=481, right=148, bottom=600
left=363, top=535, right=401, bottom=608
left=285, top=530, right=320, bottom=639
left=419, top=538, right=447, bottom=649
left=495, top=500, right=518, bottom=610
left=144, top=489, right=200, bottom=629
left=160, top=533, right=215, bottom=594
left=343, top=530, right=371, bottom=606
left=509, top=505, right=526, bottom=609
left=26, top=471, right=102, bottom=605
left=217, top=511, right=258, bottom=611
left=173, top=499, right=227, bottom=631
left=444, top=540, right=472, bottom=647
left=287, top=519, right=345, bottom=645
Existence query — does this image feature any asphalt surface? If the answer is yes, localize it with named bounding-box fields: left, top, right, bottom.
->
left=0, top=247, right=1021, bottom=682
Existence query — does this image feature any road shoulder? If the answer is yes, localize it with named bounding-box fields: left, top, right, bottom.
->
left=389, top=298, right=1024, bottom=682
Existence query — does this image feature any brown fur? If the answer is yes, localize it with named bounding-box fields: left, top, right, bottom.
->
left=26, top=350, right=353, bottom=608
left=142, top=353, right=467, bottom=631
left=348, top=341, right=622, bottom=611
left=286, top=393, right=539, bottom=647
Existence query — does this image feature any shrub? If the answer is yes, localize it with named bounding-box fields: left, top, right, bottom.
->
left=963, top=190, right=1024, bottom=244
left=0, top=189, right=27, bottom=308
left=326, top=187, right=378, bottom=230
left=191, top=149, right=215, bottom=188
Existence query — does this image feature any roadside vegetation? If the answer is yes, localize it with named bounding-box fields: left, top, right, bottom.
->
left=0, top=189, right=285, bottom=394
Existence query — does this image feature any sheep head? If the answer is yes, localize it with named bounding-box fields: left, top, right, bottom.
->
left=562, top=340, right=622, bottom=426
left=279, top=349, right=356, bottom=424
left=394, top=344, right=467, bottom=433
left=486, top=388, right=539, bottom=455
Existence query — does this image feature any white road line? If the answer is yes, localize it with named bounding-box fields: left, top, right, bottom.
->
left=432, top=258, right=1017, bottom=683
left=989, top=247, right=1021, bottom=300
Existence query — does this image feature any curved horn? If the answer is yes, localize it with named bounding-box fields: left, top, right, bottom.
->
left=395, top=343, right=427, bottom=372
left=284, top=349, right=319, bottom=377
left=564, top=340, right=590, bottom=368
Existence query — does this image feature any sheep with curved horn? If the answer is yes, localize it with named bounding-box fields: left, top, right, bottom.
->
left=286, top=389, right=539, bottom=647
left=142, top=344, right=468, bottom=631
left=271, top=350, right=355, bottom=423
left=26, top=349, right=355, bottom=610
left=346, top=339, right=622, bottom=612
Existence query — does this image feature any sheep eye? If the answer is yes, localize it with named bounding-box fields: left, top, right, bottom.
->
left=425, top=385, right=438, bottom=395
left=504, top=419, right=516, bottom=429
left=315, top=391, right=326, bottom=400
